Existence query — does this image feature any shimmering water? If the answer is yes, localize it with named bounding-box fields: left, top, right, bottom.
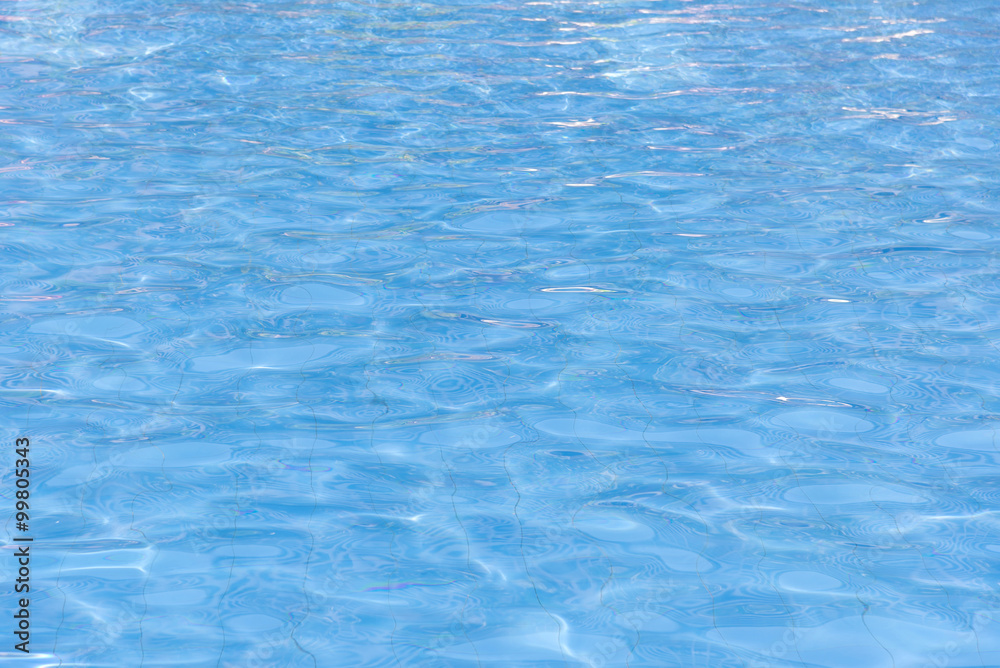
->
left=2, top=0, right=1000, bottom=666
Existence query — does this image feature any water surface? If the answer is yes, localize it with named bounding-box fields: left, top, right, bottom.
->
left=2, top=0, right=1000, bottom=666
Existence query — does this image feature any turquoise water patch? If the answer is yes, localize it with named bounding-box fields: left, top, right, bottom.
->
left=828, top=378, right=890, bottom=394
left=937, top=430, right=1000, bottom=452
left=771, top=410, right=875, bottom=433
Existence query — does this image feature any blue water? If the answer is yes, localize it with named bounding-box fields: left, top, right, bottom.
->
left=2, top=0, right=1000, bottom=666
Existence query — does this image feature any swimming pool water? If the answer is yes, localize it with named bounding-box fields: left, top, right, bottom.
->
left=2, top=0, right=1000, bottom=666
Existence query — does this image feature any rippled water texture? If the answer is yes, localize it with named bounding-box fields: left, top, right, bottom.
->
left=3, top=0, right=1000, bottom=666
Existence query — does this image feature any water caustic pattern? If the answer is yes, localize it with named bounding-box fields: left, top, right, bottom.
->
left=1, top=0, right=999, bottom=666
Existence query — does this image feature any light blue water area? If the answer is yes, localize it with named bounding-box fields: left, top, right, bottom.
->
left=2, top=0, right=1000, bottom=666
